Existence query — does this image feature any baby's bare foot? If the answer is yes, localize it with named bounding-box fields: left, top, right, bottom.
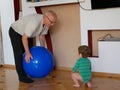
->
left=87, top=82, right=92, bottom=88
left=73, top=84, right=80, bottom=87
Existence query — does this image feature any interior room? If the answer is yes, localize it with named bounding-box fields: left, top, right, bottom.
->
left=0, top=0, right=120, bottom=90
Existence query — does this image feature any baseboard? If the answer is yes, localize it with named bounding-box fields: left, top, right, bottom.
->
left=2, top=65, right=120, bottom=78
left=55, top=66, right=72, bottom=71
left=3, top=64, right=15, bottom=69
left=55, top=66, right=120, bottom=78
left=92, top=72, right=120, bottom=78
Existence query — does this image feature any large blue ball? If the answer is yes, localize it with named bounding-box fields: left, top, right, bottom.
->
left=22, top=46, right=54, bottom=78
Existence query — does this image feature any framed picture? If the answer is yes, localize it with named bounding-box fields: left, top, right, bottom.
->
left=27, top=0, right=40, bottom=2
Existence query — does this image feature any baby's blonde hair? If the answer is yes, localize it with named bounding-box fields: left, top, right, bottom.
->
left=78, top=45, right=91, bottom=58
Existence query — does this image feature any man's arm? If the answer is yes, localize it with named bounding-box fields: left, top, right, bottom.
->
left=39, top=34, right=46, bottom=47
left=22, top=34, right=33, bottom=63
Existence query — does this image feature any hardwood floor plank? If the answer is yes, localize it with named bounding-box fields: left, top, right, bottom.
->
left=0, top=67, right=120, bottom=90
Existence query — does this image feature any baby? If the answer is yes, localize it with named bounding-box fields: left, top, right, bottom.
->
left=71, top=45, right=92, bottom=88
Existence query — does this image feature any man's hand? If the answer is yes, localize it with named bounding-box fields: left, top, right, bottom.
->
left=22, top=34, right=33, bottom=63
left=25, top=52, right=33, bottom=63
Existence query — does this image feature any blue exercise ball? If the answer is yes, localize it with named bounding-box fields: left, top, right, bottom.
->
left=22, top=46, right=54, bottom=78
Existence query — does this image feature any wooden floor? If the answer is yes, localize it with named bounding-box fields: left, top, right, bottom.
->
left=0, top=67, right=120, bottom=90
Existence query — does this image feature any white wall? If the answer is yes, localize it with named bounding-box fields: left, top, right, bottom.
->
left=0, top=0, right=15, bottom=65
left=80, top=0, right=120, bottom=45
left=21, top=0, right=36, bottom=16
left=0, top=13, right=4, bottom=64
left=80, top=0, right=120, bottom=74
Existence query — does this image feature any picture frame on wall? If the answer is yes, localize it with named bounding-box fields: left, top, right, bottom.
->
left=27, top=0, right=40, bottom=2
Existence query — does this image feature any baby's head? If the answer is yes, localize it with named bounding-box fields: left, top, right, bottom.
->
left=78, top=45, right=91, bottom=58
